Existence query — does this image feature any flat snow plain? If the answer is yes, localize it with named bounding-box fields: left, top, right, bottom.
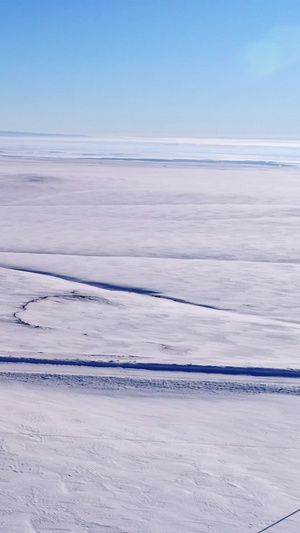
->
left=0, top=152, right=300, bottom=532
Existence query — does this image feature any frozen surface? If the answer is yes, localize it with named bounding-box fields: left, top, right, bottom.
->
left=0, top=152, right=300, bottom=532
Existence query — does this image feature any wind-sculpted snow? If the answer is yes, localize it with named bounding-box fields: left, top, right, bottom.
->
left=0, top=378, right=299, bottom=532
left=2, top=265, right=300, bottom=368
left=3, top=252, right=300, bottom=322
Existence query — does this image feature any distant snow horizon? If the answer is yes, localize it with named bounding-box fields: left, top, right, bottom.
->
left=2, top=130, right=300, bottom=147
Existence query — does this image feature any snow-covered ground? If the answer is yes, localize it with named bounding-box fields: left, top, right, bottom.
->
left=0, top=144, right=300, bottom=531
left=1, top=156, right=300, bottom=367
left=0, top=372, right=299, bottom=533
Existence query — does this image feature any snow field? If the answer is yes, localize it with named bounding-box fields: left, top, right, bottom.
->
left=0, top=379, right=299, bottom=533
left=0, top=155, right=300, bottom=532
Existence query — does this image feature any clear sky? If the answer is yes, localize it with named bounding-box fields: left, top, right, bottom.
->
left=1, top=0, right=300, bottom=138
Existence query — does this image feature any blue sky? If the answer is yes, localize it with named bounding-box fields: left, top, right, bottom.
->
left=1, top=0, right=300, bottom=138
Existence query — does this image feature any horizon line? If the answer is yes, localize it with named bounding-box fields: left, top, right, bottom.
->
left=1, top=131, right=300, bottom=147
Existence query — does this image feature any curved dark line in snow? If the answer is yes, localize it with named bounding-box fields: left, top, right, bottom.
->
left=13, top=298, right=45, bottom=329
left=14, top=291, right=108, bottom=329
left=0, top=356, right=299, bottom=378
